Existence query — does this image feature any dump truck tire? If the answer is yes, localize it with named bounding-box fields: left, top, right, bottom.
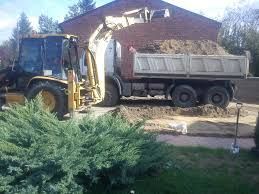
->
left=172, top=85, right=197, bottom=108
left=26, top=82, right=67, bottom=118
left=205, top=86, right=230, bottom=108
left=100, top=83, right=119, bottom=107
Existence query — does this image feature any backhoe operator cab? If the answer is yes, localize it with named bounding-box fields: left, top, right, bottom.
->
left=0, top=34, right=83, bottom=118
left=17, top=35, right=81, bottom=87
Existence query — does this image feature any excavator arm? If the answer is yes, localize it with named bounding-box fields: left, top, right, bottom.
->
left=85, top=8, right=151, bottom=104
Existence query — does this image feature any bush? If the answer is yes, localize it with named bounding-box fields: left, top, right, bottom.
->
left=0, top=98, right=170, bottom=193
left=254, top=114, right=259, bottom=148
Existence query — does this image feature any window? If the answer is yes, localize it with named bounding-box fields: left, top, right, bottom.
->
left=62, top=39, right=70, bottom=70
left=62, top=40, right=80, bottom=80
left=45, top=37, right=63, bottom=77
left=70, top=43, right=78, bottom=68
left=19, top=39, right=43, bottom=74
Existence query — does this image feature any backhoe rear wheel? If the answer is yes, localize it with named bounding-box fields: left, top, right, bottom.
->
left=26, top=82, right=67, bottom=119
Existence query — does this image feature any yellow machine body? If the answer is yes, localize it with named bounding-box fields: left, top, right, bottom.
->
left=4, top=93, right=25, bottom=105
left=2, top=74, right=84, bottom=115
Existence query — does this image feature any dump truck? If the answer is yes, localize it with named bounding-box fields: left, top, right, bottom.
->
left=87, top=31, right=249, bottom=109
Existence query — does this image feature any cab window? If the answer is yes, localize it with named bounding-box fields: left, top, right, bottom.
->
left=45, top=37, right=62, bottom=77
left=19, top=39, right=43, bottom=74
left=62, top=39, right=80, bottom=80
left=62, top=40, right=70, bottom=70
left=70, top=41, right=81, bottom=79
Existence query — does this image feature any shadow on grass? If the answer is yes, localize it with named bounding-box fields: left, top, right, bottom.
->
left=89, top=146, right=259, bottom=194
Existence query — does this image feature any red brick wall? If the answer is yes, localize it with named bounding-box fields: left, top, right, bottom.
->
left=60, top=0, right=221, bottom=80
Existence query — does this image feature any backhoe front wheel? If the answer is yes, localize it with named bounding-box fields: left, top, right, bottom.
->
left=26, top=82, right=67, bottom=118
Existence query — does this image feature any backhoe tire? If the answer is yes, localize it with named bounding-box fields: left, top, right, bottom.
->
left=205, top=86, right=230, bottom=108
left=26, top=82, right=67, bottom=119
left=100, top=83, right=119, bottom=107
left=172, top=85, right=197, bottom=108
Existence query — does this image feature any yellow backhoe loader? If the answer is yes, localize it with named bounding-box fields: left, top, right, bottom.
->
left=0, top=8, right=150, bottom=118
left=0, top=34, right=95, bottom=118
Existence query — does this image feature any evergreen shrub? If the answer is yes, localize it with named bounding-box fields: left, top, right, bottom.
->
left=0, top=98, right=170, bottom=193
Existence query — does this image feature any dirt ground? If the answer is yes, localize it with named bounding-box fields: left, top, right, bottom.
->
left=137, top=39, right=230, bottom=55
left=109, top=98, right=259, bottom=138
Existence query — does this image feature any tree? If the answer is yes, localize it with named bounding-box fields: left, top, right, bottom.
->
left=10, top=23, right=20, bottom=57
left=219, top=6, right=259, bottom=76
left=0, top=41, right=13, bottom=68
left=78, top=0, right=96, bottom=13
left=39, top=14, right=60, bottom=34
left=18, top=12, right=33, bottom=37
left=9, top=12, right=33, bottom=58
left=65, top=0, right=96, bottom=20
left=0, top=45, right=6, bottom=68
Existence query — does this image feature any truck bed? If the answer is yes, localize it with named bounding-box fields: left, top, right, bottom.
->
left=133, top=53, right=249, bottom=80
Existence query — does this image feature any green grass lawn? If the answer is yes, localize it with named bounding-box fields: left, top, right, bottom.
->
left=89, top=147, right=259, bottom=194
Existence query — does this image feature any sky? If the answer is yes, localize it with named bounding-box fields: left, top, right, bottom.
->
left=0, top=0, right=258, bottom=43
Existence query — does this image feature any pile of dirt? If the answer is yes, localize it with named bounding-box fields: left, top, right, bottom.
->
left=137, top=40, right=229, bottom=55
left=110, top=105, right=248, bottom=123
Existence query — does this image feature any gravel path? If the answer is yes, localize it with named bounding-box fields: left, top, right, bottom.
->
left=157, top=135, right=255, bottom=150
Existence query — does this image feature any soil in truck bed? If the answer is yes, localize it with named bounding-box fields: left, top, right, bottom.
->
left=137, top=39, right=230, bottom=55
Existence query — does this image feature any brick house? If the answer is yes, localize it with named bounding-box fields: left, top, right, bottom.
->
left=60, top=0, right=221, bottom=79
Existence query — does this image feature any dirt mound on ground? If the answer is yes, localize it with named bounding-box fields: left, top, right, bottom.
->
left=110, top=105, right=247, bottom=123
left=137, top=40, right=229, bottom=55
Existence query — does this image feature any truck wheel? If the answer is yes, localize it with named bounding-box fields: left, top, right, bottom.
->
left=172, top=85, right=197, bottom=108
left=205, top=86, right=230, bottom=108
left=101, top=83, right=119, bottom=107
left=26, top=82, right=67, bottom=118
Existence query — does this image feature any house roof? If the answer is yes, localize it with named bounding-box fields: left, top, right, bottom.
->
left=60, top=0, right=221, bottom=26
